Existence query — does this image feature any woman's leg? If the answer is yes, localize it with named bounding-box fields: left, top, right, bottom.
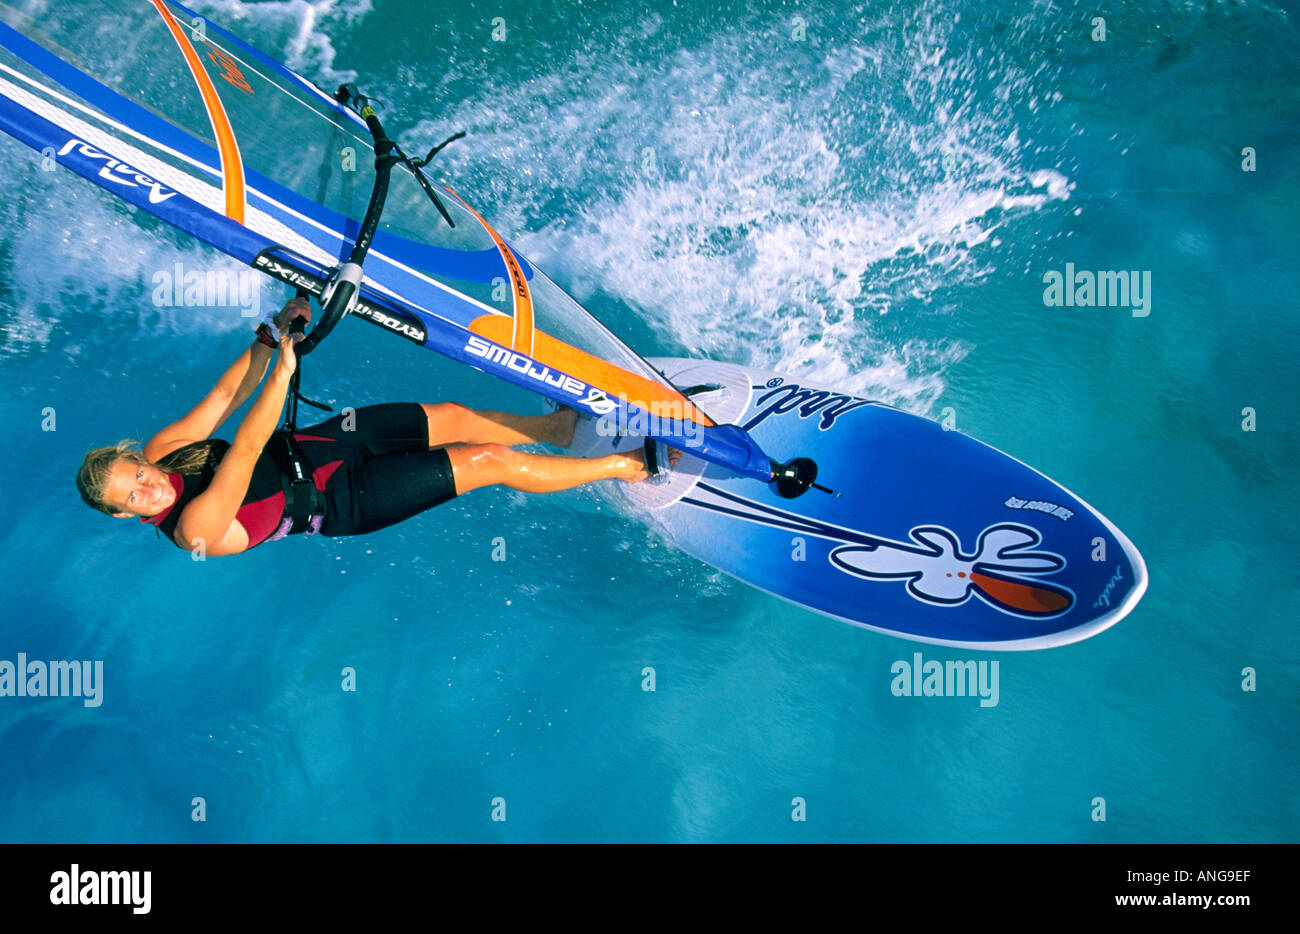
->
left=319, top=442, right=681, bottom=538
left=444, top=443, right=667, bottom=495
left=423, top=403, right=577, bottom=449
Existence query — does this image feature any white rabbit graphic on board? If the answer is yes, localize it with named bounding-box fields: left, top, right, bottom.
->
left=829, top=524, right=1075, bottom=618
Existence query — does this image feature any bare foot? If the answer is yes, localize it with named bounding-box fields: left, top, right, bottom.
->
left=619, top=444, right=683, bottom=483
left=550, top=407, right=579, bottom=448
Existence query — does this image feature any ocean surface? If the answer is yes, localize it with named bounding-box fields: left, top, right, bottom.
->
left=0, top=0, right=1296, bottom=842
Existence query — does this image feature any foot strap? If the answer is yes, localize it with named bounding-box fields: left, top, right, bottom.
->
left=643, top=438, right=670, bottom=485
left=643, top=437, right=660, bottom=474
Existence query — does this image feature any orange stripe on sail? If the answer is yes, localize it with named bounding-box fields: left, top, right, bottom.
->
left=469, top=315, right=715, bottom=428
left=149, top=0, right=246, bottom=223
left=441, top=186, right=534, bottom=357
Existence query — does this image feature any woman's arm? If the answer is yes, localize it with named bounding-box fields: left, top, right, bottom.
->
left=143, top=298, right=312, bottom=462
left=174, top=336, right=299, bottom=556
left=143, top=340, right=272, bottom=462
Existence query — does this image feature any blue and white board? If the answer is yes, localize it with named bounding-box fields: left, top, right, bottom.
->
left=568, top=358, right=1148, bottom=650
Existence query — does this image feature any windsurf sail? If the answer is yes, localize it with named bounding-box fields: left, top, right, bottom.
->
left=0, top=0, right=774, bottom=482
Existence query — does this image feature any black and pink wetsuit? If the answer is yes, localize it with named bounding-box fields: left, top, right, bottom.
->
left=141, top=403, right=458, bottom=549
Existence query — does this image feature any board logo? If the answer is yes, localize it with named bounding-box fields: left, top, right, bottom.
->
left=743, top=381, right=871, bottom=432
left=1092, top=564, right=1126, bottom=609
left=829, top=523, right=1075, bottom=618
left=1004, top=494, right=1074, bottom=522
left=206, top=45, right=254, bottom=95
left=464, top=335, right=616, bottom=414
left=56, top=139, right=175, bottom=204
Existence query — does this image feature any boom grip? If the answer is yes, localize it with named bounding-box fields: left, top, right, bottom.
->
left=295, top=279, right=355, bottom=356
left=285, top=86, right=395, bottom=358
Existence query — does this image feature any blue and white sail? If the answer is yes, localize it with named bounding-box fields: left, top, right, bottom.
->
left=0, top=0, right=772, bottom=480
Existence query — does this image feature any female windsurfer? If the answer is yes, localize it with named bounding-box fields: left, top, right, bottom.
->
left=76, top=297, right=677, bottom=555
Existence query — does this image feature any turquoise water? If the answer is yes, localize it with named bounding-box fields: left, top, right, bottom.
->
left=1, top=0, right=1297, bottom=842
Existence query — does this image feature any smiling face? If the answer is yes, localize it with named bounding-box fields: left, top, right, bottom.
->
left=103, top=458, right=178, bottom=518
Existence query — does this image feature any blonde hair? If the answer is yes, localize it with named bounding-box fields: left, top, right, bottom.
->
left=76, top=439, right=222, bottom=515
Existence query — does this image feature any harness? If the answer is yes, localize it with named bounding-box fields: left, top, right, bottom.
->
left=272, top=309, right=333, bottom=534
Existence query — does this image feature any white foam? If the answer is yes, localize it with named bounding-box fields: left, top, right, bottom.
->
left=6, top=0, right=1077, bottom=417
left=0, top=141, right=263, bottom=355
left=405, top=4, right=1073, bottom=415
left=185, top=0, right=370, bottom=88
